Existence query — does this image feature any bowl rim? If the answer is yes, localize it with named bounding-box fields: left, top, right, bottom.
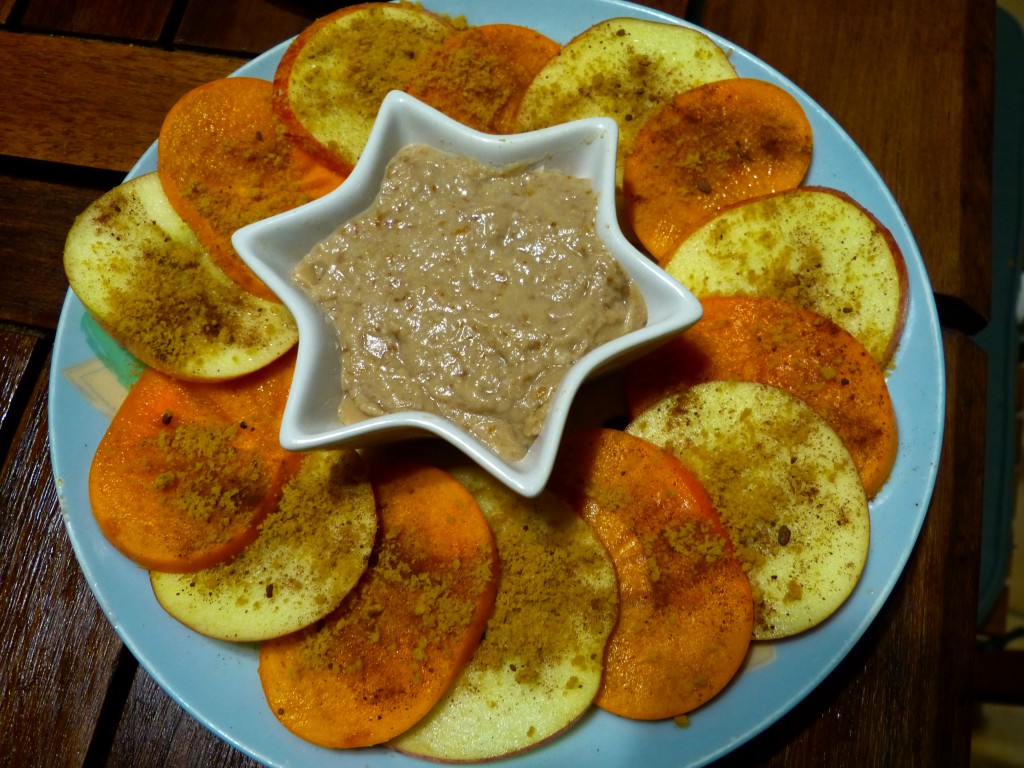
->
left=233, top=90, right=702, bottom=496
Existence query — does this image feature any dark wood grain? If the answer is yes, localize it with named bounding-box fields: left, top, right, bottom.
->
left=0, top=350, right=125, bottom=768
left=0, top=174, right=108, bottom=330
left=19, top=0, right=176, bottom=41
left=0, top=31, right=247, bottom=172
left=699, top=0, right=994, bottom=327
left=105, top=670, right=264, bottom=768
left=623, top=0, right=693, bottom=19
left=175, top=0, right=321, bottom=54
left=0, top=328, right=40, bottom=437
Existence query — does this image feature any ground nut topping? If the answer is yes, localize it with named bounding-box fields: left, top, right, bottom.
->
left=294, top=143, right=646, bottom=460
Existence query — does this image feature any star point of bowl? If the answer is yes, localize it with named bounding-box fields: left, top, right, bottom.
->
left=233, top=90, right=701, bottom=497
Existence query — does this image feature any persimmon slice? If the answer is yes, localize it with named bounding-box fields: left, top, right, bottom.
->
left=625, top=296, right=898, bottom=497
left=258, top=461, right=497, bottom=749
left=628, top=381, right=870, bottom=640
left=158, top=77, right=344, bottom=300
left=88, top=353, right=299, bottom=572
left=405, top=24, right=559, bottom=133
left=550, top=428, right=753, bottom=719
left=624, top=78, right=812, bottom=261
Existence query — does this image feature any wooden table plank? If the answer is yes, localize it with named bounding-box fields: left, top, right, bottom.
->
left=0, top=349, right=125, bottom=768
left=0, top=327, right=40, bottom=436
left=0, top=0, right=17, bottom=24
left=18, top=0, right=176, bottom=42
left=712, top=330, right=983, bottom=767
left=625, top=0, right=693, bottom=19
left=699, top=0, right=994, bottom=326
left=0, top=173, right=109, bottom=331
left=0, top=31, right=247, bottom=172
left=174, top=0, right=321, bottom=55
left=174, top=0, right=695, bottom=56
left=105, top=670, right=263, bottom=768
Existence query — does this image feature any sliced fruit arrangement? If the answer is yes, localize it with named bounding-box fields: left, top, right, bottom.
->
left=627, top=381, right=871, bottom=639
left=63, top=173, right=298, bottom=381
left=663, top=187, right=910, bottom=367
left=272, top=2, right=458, bottom=174
left=392, top=465, right=617, bottom=761
left=62, top=2, right=917, bottom=760
left=158, top=76, right=346, bottom=300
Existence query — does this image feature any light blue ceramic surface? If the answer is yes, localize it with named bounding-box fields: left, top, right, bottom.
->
left=48, top=1, right=945, bottom=766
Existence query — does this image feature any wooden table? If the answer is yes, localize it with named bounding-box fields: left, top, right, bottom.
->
left=0, top=1, right=991, bottom=766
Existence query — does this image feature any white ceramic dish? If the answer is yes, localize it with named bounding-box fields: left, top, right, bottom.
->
left=48, top=1, right=945, bottom=767
left=233, top=91, right=701, bottom=497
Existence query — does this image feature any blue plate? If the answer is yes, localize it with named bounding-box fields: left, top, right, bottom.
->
left=49, top=1, right=945, bottom=766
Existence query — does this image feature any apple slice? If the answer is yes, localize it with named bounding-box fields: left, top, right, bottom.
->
left=63, top=172, right=297, bottom=381
left=150, top=449, right=377, bottom=642
left=627, top=381, right=870, bottom=639
left=663, top=187, right=909, bottom=366
left=513, top=17, right=736, bottom=182
left=390, top=465, right=618, bottom=762
left=272, top=2, right=456, bottom=174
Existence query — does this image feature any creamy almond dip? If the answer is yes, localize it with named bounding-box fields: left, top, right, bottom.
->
left=293, top=143, right=646, bottom=461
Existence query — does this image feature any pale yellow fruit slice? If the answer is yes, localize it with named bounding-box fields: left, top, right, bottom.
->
left=273, top=3, right=455, bottom=173
left=627, top=381, right=870, bottom=639
left=63, top=172, right=297, bottom=381
left=390, top=465, right=618, bottom=761
left=150, top=449, right=377, bottom=642
left=513, top=18, right=736, bottom=181
left=663, top=187, right=909, bottom=366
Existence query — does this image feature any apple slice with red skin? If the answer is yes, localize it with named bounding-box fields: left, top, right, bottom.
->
left=664, top=187, right=909, bottom=367
left=627, top=381, right=870, bottom=640
left=273, top=2, right=456, bottom=174
left=151, top=449, right=377, bottom=642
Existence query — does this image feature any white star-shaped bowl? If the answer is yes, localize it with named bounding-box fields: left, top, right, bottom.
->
left=233, top=90, right=702, bottom=497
